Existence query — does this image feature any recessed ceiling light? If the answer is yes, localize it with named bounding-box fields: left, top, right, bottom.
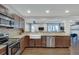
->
left=27, top=10, right=31, bottom=14
left=65, top=10, right=70, bottom=13
left=45, top=10, right=50, bottom=13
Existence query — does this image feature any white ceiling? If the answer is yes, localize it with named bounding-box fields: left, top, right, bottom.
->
left=3, top=4, right=79, bottom=17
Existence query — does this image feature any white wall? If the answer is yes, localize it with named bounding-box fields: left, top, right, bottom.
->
left=25, top=17, right=72, bottom=35
left=25, top=17, right=63, bottom=32
left=71, top=25, right=79, bottom=36
left=30, top=24, right=47, bottom=32
left=71, top=30, right=79, bottom=36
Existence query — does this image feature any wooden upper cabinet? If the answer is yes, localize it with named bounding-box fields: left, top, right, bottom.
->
left=55, top=36, right=71, bottom=47
left=11, top=14, right=25, bottom=28
left=11, top=14, right=20, bottom=20
left=11, top=14, right=24, bottom=20
left=0, top=5, right=8, bottom=13
left=0, top=5, right=6, bottom=9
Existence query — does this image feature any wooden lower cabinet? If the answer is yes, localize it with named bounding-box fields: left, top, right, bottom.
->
left=20, top=36, right=29, bottom=53
left=24, top=36, right=29, bottom=47
left=35, top=39, right=42, bottom=47
left=20, top=35, right=71, bottom=51
left=20, top=37, right=25, bottom=53
left=41, top=36, right=46, bottom=47
left=55, top=36, right=71, bottom=47
left=28, top=36, right=47, bottom=47
left=29, top=39, right=42, bottom=47
left=0, top=47, right=6, bottom=55
left=28, top=36, right=46, bottom=48
left=28, top=36, right=70, bottom=48
left=29, top=39, right=35, bottom=47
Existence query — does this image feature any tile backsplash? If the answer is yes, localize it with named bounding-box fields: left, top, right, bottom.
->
left=0, top=28, right=20, bottom=36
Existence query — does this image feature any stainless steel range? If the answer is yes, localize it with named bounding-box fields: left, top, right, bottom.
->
left=0, top=33, right=20, bottom=55
left=3, top=38, right=20, bottom=55
left=0, top=33, right=9, bottom=44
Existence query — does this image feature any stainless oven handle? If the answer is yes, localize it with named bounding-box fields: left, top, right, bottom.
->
left=9, top=42, right=20, bottom=48
left=8, top=42, right=20, bottom=55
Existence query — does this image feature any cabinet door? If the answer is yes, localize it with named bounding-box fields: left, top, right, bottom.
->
left=41, top=36, right=46, bottom=47
left=29, top=39, right=35, bottom=47
left=20, top=39, right=23, bottom=52
left=20, top=36, right=29, bottom=53
left=55, top=36, right=70, bottom=47
left=19, top=19, right=25, bottom=28
left=63, top=36, right=71, bottom=47
left=35, top=39, right=42, bottom=47
left=24, top=36, right=29, bottom=47
left=14, top=20, right=19, bottom=28
left=20, top=38, right=25, bottom=52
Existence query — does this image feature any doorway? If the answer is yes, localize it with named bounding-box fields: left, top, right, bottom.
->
left=70, top=25, right=79, bottom=48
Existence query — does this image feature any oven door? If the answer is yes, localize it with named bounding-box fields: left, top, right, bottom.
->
left=0, top=36, right=8, bottom=44
left=8, top=42, right=20, bottom=55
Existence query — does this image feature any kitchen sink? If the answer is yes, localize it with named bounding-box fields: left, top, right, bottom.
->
left=30, top=35, right=41, bottom=39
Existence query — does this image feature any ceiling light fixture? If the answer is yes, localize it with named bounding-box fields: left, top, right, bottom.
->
left=27, top=10, right=31, bottom=14
left=45, top=10, right=50, bottom=13
left=65, top=10, right=70, bottom=13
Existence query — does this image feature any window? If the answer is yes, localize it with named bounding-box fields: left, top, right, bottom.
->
left=31, top=25, right=35, bottom=32
left=31, top=24, right=37, bottom=32
left=29, top=23, right=64, bottom=32
left=48, top=23, right=60, bottom=32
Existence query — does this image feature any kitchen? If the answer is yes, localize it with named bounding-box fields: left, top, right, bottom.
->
left=0, top=4, right=79, bottom=55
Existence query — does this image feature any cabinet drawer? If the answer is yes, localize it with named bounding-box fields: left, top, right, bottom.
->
left=0, top=47, right=6, bottom=55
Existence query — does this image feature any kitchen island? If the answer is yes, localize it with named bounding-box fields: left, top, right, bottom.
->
left=28, top=35, right=70, bottom=48
left=9, top=32, right=71, bottom=48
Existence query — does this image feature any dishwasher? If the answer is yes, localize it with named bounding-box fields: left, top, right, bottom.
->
left=46, top=36, right=55, bottom=47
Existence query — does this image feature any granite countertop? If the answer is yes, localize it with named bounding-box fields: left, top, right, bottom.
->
left=9, top=33, right=26, bottom=39
left=0, top=45, right=7, bottom=49
left=8, top=32, right=70, bottom=39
